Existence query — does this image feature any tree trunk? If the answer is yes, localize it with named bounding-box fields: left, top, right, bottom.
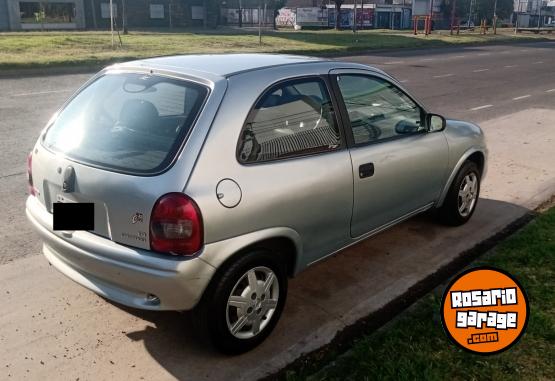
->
left=121, top=0, right=128, bottom=34
left=90, top=0, right=97, bottom=29
left=335, top=2, right=341, bottom=30
left=203, top=0, right=208, bottom=28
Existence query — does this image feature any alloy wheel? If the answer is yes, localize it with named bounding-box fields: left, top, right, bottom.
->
left=225, top=266, right=280, bottom=339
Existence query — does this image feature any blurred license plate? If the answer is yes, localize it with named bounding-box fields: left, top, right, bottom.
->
left=53, top=201, right=94, bottom=231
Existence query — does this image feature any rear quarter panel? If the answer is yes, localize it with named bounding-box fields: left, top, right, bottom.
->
left=185, top=62, right=355, bottom=271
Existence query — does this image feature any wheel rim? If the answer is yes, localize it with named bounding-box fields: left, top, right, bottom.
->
left=458, top=172, right=478, bottom=217
left=226, top=266, right=279, bottom=339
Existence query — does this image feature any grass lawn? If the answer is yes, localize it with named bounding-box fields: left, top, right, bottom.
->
left=0, top=28, right=552, bottom=70
left=286, top=206, right=555, bottom=380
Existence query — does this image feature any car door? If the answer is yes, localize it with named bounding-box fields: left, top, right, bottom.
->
left=329, top=69, right=449, bottom=238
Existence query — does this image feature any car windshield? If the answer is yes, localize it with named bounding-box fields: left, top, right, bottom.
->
left=43, top=73, right=209, bottom=174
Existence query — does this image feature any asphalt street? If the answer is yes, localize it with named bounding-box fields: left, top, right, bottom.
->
left=0, top=42, right=555, bottom=264
left=0, top=42, right=554, bottom=380
left=3, top=41, right=554, bottom=264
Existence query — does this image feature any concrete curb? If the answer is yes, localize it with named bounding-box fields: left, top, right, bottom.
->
left=264, top=208, right=543, bottom=380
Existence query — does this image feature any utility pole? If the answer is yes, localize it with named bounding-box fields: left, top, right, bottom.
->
left=258, top=1, right=262, bottom=44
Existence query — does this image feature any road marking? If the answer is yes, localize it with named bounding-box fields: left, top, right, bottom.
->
left=513, top=95, right=531, bottom=100
left=420, top=58, right=434, bottom=61
left=453, top=55, right=466, bottom=58
left=399, top=79, right=409, bottom=83
left=433, top=73, right=454, bottom=78
left=12, top=89, right=73, bottom=97
left=383, top=60, right=404, bottom=65
left=533, top=61, right=544, bottom=64
left=545, top=89, right=555, bottom=93
left=520, top=49, right=528, bottom=52
left=477, top=52, right=490, bottom=56
left=470, top=104, right=493, bottom=111
left=473, top=68, right=489, bottom=72
left=504, top=65, right=517, bottom=68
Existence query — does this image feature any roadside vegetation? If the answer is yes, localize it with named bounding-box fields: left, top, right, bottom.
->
left=286, top=206, right=555, bottom=380
left=0, top=28, right=552, bottom=70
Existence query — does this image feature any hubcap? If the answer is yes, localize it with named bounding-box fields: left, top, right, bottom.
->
left=458, top=172, right=478, bottom=217
left=226, top=266, right=279, bottom=339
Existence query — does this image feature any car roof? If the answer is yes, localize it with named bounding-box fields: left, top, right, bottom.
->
left=119, top=54, right=336, bottom=78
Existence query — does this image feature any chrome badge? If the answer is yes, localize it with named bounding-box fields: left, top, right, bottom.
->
left=131, top=212, right=144, bottom=224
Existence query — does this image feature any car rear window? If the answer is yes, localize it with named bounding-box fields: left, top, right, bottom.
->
left=42, top=73, right=209, bottom=174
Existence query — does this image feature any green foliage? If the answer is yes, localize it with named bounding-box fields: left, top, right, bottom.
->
left=441, top=0, right=514, bottom=22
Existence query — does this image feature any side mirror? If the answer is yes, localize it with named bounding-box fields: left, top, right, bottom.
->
left=427, top=113, right=446, bottom=132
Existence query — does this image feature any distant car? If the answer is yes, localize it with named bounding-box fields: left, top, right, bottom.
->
left=26, top=54, right=487, bottom=353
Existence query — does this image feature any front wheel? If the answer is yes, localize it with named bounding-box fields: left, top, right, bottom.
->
left=437, top=161, right=481, bottom=226
left=194, top=250, right=287, bottom=354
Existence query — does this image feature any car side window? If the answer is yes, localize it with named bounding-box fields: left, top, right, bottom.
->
left=237, top=78, right=341, bottom=163
left=336, top=75, right=425, bottom=145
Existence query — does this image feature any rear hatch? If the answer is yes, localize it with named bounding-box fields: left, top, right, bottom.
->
left=30, top=70, right=219, bottom=250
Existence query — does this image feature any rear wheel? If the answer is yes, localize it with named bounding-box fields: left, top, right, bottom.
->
left=194, top=250, right=287, bottom=354
left=438, top=161, right=481, bottom=226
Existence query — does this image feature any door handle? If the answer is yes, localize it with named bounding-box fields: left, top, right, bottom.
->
left=359, top=163, right=375, bottom=178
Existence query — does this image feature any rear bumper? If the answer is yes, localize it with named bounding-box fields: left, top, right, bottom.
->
left=25, top=196, right=216, bottom=311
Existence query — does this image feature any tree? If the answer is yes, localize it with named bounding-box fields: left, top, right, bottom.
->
left=120, top=0, right=128, bottom=34
left=441, top=0, right=513, bottom=23
left=333, top=0, right=344, bottom=30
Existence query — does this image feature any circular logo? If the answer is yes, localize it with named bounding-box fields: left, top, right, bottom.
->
left=441, top=266, right=529, bottom=355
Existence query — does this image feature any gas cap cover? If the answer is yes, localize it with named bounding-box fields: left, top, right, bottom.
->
left=216, top=179, right=242, bottom=208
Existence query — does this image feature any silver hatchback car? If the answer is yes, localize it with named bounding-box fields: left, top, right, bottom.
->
left=26, top=54, right=487, bottom=353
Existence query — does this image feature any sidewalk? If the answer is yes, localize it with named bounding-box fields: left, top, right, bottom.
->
left=1, top=109, right=554, bottom=380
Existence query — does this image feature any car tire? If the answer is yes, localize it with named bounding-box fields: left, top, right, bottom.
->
left=193, top=250, right=287, bottom=354
left=437, top=161, right=481, bottom=226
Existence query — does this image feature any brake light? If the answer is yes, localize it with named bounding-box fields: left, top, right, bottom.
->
left=27, top=152, right=36, bottom=196
left=149, top=193, right=203, bottom=256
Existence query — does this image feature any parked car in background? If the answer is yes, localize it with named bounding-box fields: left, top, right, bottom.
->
left=26, top=54, right=487, bottom=353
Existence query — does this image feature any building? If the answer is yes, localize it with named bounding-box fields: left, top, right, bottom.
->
left=0, top=0, right=216, bottom=30
left=513, top=0, right=555, bottom=27
left=0, top=0, right=86, bottom=30
left=276, top=0, right=414, bottom=29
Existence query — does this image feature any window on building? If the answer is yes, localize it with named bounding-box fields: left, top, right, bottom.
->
left=19, top=2, right=76, bottom=24
left=150, top=4, right=165, bottom=19
left=100, top=2, right=117, bottom=18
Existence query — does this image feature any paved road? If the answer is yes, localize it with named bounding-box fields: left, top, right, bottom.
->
left=1, top=41, right=554, bottom=264
left=0, top=42, right=554, bottom=380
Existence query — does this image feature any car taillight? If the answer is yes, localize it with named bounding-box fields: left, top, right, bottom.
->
left=149, top=193, right=203, bottom=256
left=27, top=152, right=36, bottom=196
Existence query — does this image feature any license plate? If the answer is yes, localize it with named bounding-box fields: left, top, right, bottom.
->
left=53, top=202, right=95, bottom=231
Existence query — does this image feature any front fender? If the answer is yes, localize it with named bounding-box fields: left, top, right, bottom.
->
left=435, top=147, right=488, bottom=208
